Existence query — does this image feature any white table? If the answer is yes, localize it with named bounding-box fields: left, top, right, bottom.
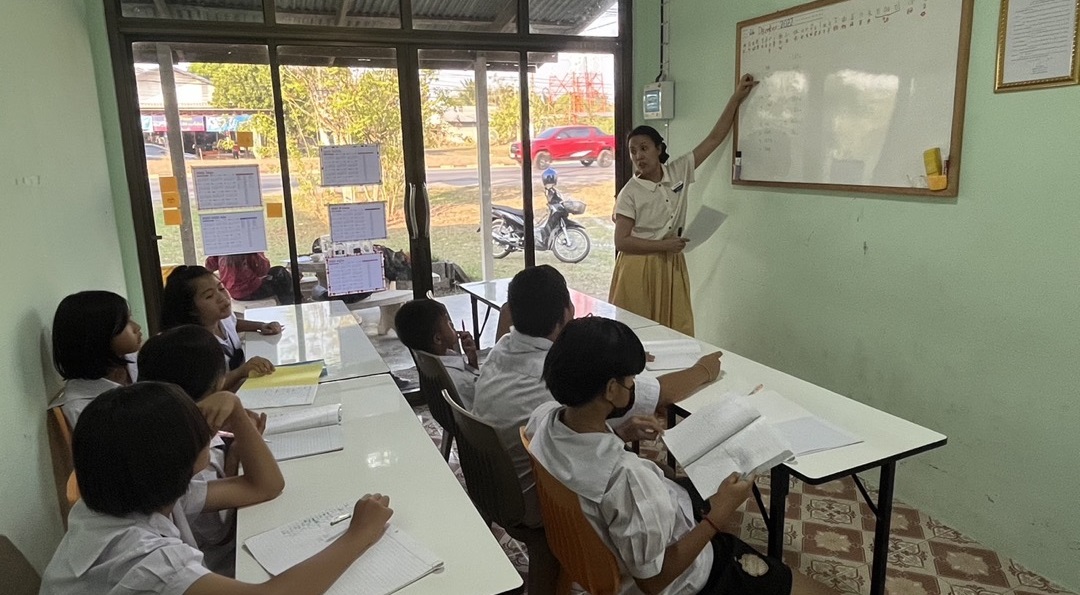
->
left=460, top=278, right=659, bottom=346
left=236, top=374, right=523, bottom=594
left=634, top=324, right=946, bottom=595
left=244, top=301, right=390, bottom=382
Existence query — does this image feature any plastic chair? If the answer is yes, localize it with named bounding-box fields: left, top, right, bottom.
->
left=45, top=401, right=79, bottom=527
left=410, top=350, right=462, bottom=461
left=521, top=428, right=622, bottom=595
left=0, top=535, right=40, bottom=595
left=441, top=390, right=558, bottom=594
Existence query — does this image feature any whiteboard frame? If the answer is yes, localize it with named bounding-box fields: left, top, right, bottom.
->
left=732, top=0, right=975, bottom=198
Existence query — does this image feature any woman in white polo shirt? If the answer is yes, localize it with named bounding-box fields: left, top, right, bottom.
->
left=610, top=75, right=757, bottom=335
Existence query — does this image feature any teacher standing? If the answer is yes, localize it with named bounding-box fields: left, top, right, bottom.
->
left=609, top=75, right=758, bottom=336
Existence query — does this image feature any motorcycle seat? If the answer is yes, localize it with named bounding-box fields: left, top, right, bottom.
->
left=493, top=204, right=526, bottom=218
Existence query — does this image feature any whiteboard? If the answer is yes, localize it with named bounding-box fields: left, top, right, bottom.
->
left=734, top=0, right=972, bottom=196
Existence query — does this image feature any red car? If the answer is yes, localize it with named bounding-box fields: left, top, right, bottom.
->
left=510, top=125, right=615, bottom=170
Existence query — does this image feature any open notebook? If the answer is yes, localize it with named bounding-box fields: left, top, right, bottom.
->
left=642, top=339, right=701, bottom=371
left=237, top=360, right=325, bottom=409
left=662, top=395, right=793, bottom=496
left=245, top=502, right=443, bottom=595
left=264, top=403, right=343, bottom=461
left=746, top=390, right=862, bottom=457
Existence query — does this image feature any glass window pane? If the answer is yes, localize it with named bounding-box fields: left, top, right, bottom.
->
left=525, top=50, right=616, bottom=299
left=530, top=0, right=617, bottom=36
left=416, top=49, right=521, bottom=291
left=412, top=0, right=516, bottom=32
left=274, top=0, right=400, bottom=28
left=132, top=43, right=293, bottom=302
left=121, top=0, right=265, bottom=22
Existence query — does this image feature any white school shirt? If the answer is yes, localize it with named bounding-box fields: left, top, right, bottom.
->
left=438, top=353, right=480, bottom=410
left=615, top=152, right=696, bottom=240
left=51, top=358, right=138, bottom=428
left=526, top=402, right=710, bottom=595
left=473, top=328, right=660, bottom=527
left=216, top=313, right=243, bottom=369
left=40, top=478, right=211, bottom=595
left=189, top=437, right=235, bottom=575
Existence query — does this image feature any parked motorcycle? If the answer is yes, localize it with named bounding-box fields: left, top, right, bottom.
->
left=490, top=168, right=591, bottom=263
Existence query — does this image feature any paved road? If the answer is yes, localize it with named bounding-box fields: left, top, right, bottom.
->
left=148, top=163, right=612, bottom=203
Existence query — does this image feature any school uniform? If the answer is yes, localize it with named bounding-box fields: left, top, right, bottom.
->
left=190, top=436, right=236, bottom=576
left=473, top=328, right=660, bottom=527
left=216, top=313, right=244, bottom=371
left=438, top=353, right=480, bottom=410
left=610, top=152, right=696, bottom=336
left=39, top=478, right=211, bottom=595
left=50, top=359, right=139, bottom=428
left=526, top=401, right=791, bottom=595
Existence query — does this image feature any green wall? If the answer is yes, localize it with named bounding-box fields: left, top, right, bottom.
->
left=636, top=0, right=1080, bottom=589
left=0, top=0, right=130, bottom=569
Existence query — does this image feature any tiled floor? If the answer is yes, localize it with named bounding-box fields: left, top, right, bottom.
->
left=412, top=406, right=1075, bottom=595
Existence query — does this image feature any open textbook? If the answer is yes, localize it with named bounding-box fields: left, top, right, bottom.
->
left=245, top=502, right=443, bottom=595
left=642, top=339, right=702, bottom=371
left=237, top=360, right=325, bottom=409
left=263, top=403, right=343, bottom=461
left=662, top=395, right=793, bottom=496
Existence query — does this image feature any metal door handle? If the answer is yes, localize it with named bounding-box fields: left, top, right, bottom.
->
left=405, top=183, right=419, bottom=240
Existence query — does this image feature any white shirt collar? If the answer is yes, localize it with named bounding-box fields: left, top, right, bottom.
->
left=528, top=402, right=628, bottom=503
left=64, top=501, right=181, bottom=576
left=506, top=327, right=554, bottom=352
left=630, top=163, right=673, bottom=192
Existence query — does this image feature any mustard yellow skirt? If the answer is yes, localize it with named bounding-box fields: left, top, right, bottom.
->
left=609, top=251, right=694, bottom=336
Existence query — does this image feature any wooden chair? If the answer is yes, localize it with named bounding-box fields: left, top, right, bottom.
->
left=45, top=401, right=79, bottom=527
left=410, top=350, right=462, bottom=461
left=521, top=428, right=622, bottom=595
left=441, top=390, right=558, bottom=594
left=0, top=535, right=40, bottom=595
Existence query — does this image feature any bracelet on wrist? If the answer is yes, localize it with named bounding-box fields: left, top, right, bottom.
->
left=703, top=515, right=723, bottom=534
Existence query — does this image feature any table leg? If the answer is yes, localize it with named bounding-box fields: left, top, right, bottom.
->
left=869, top=462, right=896, bottom=595
left=470, top=295, right=481, bottom=347
left=767, top=466, right=790, bottom=559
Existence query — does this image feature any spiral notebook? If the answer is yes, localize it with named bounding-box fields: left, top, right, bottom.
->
left=245, top=502, right=443, bottom=595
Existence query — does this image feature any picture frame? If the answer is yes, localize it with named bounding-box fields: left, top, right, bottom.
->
left=996, top=0, right=1080, bottom=92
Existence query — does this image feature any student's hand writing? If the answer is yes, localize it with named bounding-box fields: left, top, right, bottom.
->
left=457, top=331, right=479, bottom=368
left=663, top=237, right=690, bottom=253
left=257, top=321, right=283, bottom=335
left=615, top=415, right=665, bottom=442
left=732, top=74, right=759, bottom=103
left=706, top=473, right=754, bottom=528
left=198, top=391, right=244, bottom=432
left=242, top=356, right=276, bottom=377
left=694, top=351, right=724, bottom=382
left=645, top=352, right=656, bottom=363
left=348, top=493, right=394, bottom=547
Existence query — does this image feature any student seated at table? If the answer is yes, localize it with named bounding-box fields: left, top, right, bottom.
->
left=162, top=265, right=282, bottom=391
left=49, top=290, right=143, bottom=428
left=39, top=382, right=393, bottom=595
left=205, top=252, right=294, bottom=305
left=472, top=265, right=723, bottom=527
left=395, top=299, right=480, bottom=409
left=138, top=325, right=262, bottom=575
left=526, top=317, right=832, bottom=595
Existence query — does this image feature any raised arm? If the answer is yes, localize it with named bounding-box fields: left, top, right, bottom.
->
left=691, top=75, right=758, bottom=169
left=198, top=391, right=284, bottom=511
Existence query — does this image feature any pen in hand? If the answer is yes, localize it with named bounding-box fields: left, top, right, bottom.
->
left=329, top=513, right=351, bottom=526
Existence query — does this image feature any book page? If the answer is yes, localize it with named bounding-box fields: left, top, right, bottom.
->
left=662, top=395, right=760, bottom=465
left=237, top=385, right=319, bottom=409
left=265, top=404, right=342, bottom=435
left=326, top=525, right=444, bottom=595
left=682, top=417, right=792, bottom=496
left=244, top=501, right=355, bottom=575
left=774, top=416, right=861, bottom=457
left=642, top=339, right=702, bottom=371
left=245, top=360, right=325, bottom=389
left=746, top=390, right=814, bottom=424
left=266, top=425, right=343, bottom=461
